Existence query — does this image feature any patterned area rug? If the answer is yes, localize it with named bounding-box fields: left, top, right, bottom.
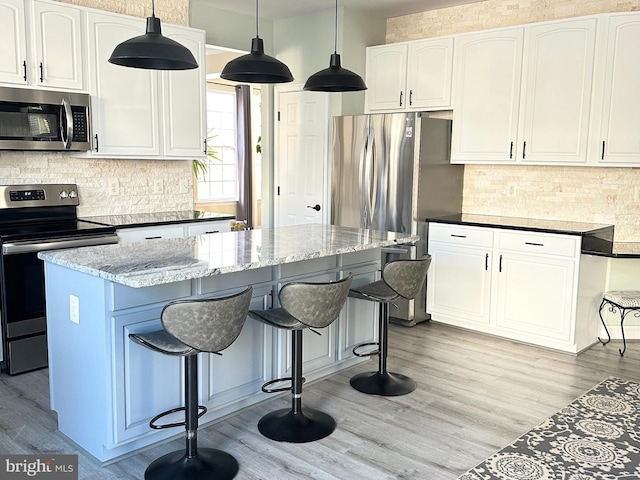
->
left=458, top=376, right=640, bottom=480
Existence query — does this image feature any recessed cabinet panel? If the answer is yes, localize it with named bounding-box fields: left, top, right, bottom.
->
left=0, top=0, right=27, bottom=85
left=597, top=14, right=640, bottom=164
left=365, top=44, right=407, bottom=112
left=33, top=0, right=84, bottom=90
left=451, top=28, right=524, bottom=163
left=88, top=12, right=159, bottom=156
left=518, top=18, right=596, bottom=163
left=406, top=37, right=454, bottom=109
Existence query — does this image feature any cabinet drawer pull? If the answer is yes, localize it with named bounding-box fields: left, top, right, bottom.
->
left=450, top=234, right=467, bottom=238
left=485, top=253, right=488, bottom=271
left=524, top=242, right=544, bottom=247
left=204, top=230, right=219, bottom=234
left=145, top=236, right=162, bottom=240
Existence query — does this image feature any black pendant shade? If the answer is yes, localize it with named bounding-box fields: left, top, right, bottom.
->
left=304, top=0, right=366, bottom=92
left=304, top=53, right=366, bottom=92
left=220, top=37, right=293, bottom=84
left=108, top=2, right=198, bottom=70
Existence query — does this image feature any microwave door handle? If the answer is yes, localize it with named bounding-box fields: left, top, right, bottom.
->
left=60, top=97, right=73, bottom=149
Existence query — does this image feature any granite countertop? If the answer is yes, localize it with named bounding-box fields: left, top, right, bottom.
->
left=427, top=214, right=615, bottom=255
left=39, top=224, right=418, bottom=288
left=80, top=210, right=235, bottom=229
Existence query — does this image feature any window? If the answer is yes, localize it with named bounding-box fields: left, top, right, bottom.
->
left=197, top=89, right=238, bottom=202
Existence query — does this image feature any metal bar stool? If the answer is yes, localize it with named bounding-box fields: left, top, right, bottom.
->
left=349, top=255, right=431, bottom=396
left=248, top=274, right=352, bottom=443
left=129, top=286, right=253, bottom=480
left=598, top=290, right=640, bottom=356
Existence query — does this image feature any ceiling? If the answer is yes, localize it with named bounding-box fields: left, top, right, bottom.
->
left=192, top=0, right=486, bottom=20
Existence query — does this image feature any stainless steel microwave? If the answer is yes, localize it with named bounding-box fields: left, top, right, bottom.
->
left=0, top=87, right=91, bottom=151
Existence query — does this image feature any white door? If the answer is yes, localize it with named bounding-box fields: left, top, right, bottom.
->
left=274, top=86, right=328, bottom=227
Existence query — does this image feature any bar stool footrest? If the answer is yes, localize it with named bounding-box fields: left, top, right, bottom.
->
left=261, top=376, right=306, bottom=394
left=350, top=371, right=416, bottom=397
left=144, top=447, right=238, bottom=480
left=149, top=405, right=207, bottom=430
left=352, top=342, right=379, bottom=358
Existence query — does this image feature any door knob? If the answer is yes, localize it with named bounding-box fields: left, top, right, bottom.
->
left=307, top=204, right=321, bottom=211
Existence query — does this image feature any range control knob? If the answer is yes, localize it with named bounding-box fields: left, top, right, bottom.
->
left=59, top=190, right=68, bottom=199
left=69, top=190, right=77, bottom=198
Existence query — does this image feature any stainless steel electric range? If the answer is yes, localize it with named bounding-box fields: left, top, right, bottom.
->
left=0, top=184, right=118, bottom=374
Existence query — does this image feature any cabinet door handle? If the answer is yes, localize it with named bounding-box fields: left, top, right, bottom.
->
left=39, top=62, right=44, bottom=82
left=509, top=141, right=514, bottom=159
left=399, top=91, right=403, bottom=107
left=409, top=90, right=413, bottom=106
left=203, top=138, right=207, bottom=154
left=499, top=254, right=503, bottom=272
left=94, top=134, right=99, bottom=152
left=522, top=141, right=527, bottom=159
left=601, top=140, right=605, bottom=160
left=485, top=253, right=489, bottom=271
left=22, top=61, right=27, bottom=81
left=450, top=234, right=467, bottom=238
left=524, top=242, right=544, bottom=247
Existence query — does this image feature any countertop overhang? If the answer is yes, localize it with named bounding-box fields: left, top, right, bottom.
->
left=38, top=224, right=418, bottom=288
left=80, top=210, right=235, bottom=229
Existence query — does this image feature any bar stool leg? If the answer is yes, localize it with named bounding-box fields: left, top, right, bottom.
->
left=257, top=330, right=336, bottom=443
left=144, top=356, right=239, bottom=480
left=350, top=302, right=417, bottom=396
left=597, top=298, right=612, bottom=346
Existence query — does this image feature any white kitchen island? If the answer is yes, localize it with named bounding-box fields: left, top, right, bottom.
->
left=38, top=224, right=417, bottom=463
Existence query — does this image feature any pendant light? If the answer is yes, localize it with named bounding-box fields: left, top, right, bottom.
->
left=220, top=0, right=293, bottom=84
left=304, top=0, right=367, bottom=92
left=108, top=0, right=198, bottom=70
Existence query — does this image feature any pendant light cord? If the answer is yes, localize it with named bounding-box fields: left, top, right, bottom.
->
left=151, top=0, right=155, bottom=17
left=334, top=0, right=338, bottom=54
left=256, top=0, right=260, bottom=38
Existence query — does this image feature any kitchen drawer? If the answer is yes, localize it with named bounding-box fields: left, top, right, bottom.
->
left=117, top=225, right=184, bottom=243
left=429, top=223, right=494, bottom=248
left=498, top=230, right=578, bottom=257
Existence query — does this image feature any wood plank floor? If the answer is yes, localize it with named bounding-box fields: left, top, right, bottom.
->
left=1, top=321, right=639, bottom=480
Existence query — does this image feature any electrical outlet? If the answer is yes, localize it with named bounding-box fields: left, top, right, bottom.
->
left=69, top=294, right=80, bottom=324
left=179, top=178, right=189, bottom=194
left=507, top=184, right=517, bottom=197
left=153, top=178, right=163, bottom=194
left=108, top=179, right=119, bottom=196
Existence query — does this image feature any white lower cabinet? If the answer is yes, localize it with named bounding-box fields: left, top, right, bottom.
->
left=117, top=219, right=232, bottom=243
left=427, top=223, right=603, bottom=353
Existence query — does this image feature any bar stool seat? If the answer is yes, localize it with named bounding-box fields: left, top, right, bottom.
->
left=129, top=286, right=253, bottom=480
left=248, top=274, right=352, bottom=443
left=598, top=290, right=640, bottom=356
left=349, top=255, right=431, bottom=397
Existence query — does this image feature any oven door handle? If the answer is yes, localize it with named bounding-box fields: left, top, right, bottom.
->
left=2, top=233, right=118, bottom=255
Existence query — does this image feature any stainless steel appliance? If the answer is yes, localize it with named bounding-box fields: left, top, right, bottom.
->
left=0, top=87, right=91, bottom=151
left=331, top=111, right=464, bottom=326
left=0, top=184, right=117, bottom=374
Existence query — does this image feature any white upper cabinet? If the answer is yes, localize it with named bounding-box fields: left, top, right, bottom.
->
left=0, top=0, right=85, bottom=89
left=452, top=17, right=597, bottom=165
left=451, top=27, right=524, bottom=163
left=0, top=0, right=28, bottom=85
left=161, top=25, right=207, bottom=159
left=365, top=37, right=453, bottom=113
left=86, top=11, right=206, bottom=159
left=591, top=13, right=640, bottom=165
left=517, top=17, right=597, bottom=164
left=32, top=0, right=84, bottom=90
left=87, top=11, right=160, bottom=157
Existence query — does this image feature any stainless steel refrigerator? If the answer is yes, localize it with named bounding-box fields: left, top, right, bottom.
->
left=331, top=111, right=464, bottom=326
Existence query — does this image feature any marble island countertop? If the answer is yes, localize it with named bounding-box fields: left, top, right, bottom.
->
left=39, top=224, right=418, bottom=288
left=80, top=210, right=235, bottom=229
